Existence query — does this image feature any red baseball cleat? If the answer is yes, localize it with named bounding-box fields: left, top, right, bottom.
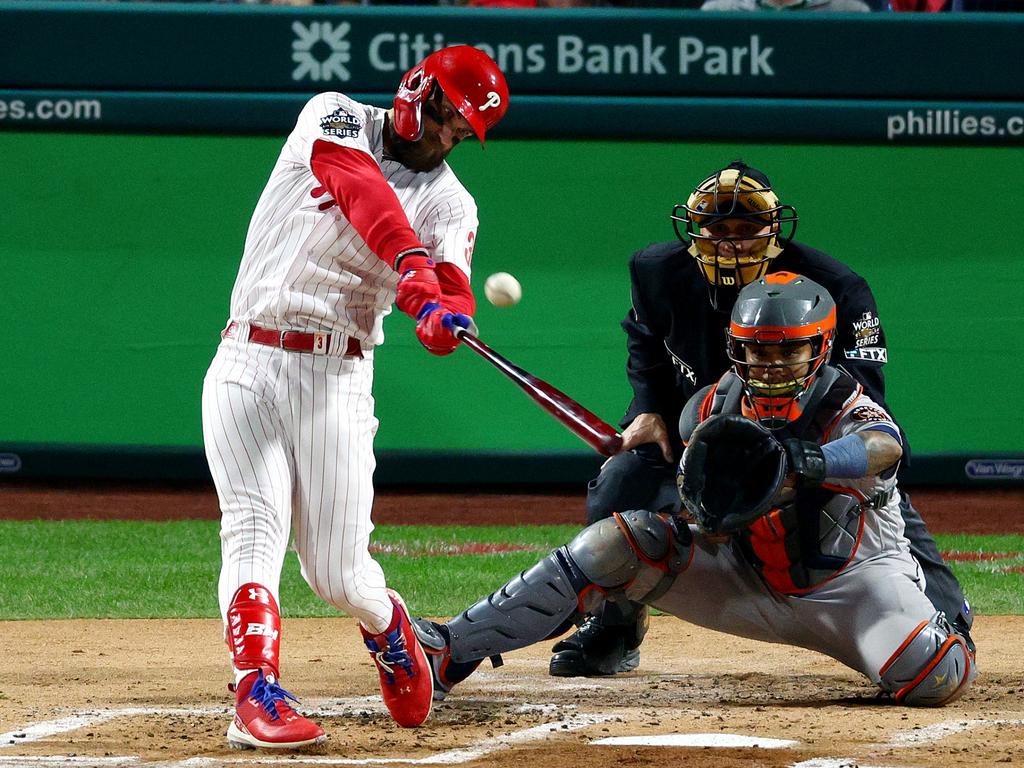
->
left=361, top=589, right=434, bottom=727
left=227, top=668, right=326, bottom=750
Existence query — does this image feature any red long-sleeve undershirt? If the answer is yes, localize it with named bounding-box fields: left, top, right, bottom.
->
left=310, top=140, right=475, bottom=316
left=435, top=262, right=475, bottom=316
left=310, top=140, right=423, bottom=270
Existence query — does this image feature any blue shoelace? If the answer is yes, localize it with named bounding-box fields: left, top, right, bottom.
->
left=364, top=623, right=416, bottom=683
left=248, top=670, right=301, bottom=721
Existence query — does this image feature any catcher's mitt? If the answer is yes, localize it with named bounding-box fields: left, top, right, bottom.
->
left=676, top=413, right=787, bottom=534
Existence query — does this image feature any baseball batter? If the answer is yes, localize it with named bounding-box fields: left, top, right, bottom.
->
left=201, top=46, right=509, bottom=748
left=412, top=274, right=976, bottom=708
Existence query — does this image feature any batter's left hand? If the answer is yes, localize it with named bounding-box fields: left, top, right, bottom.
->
left=415, top=302, right=474, bottom=356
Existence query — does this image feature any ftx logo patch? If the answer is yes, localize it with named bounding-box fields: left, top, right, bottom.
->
left=665, top=342, right=697, bottom=385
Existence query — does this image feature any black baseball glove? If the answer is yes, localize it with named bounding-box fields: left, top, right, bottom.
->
left=676, top=413, right=787, bottom=534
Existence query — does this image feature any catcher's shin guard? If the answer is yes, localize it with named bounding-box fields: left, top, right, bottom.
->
left=446, top=511, right=693, bottom=665
left=549, top=511, right=691, bottom=678
left=445, top=548, right=588, bottom=663
left=878, top=612, right=977, bottom=706
left=411, top=619, right=484, bottom=701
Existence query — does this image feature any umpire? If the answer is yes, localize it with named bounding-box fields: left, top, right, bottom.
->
left=549, top=160, right=974, bottom=678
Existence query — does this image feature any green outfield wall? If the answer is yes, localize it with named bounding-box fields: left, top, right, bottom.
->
left=1, top=3, right=1022, bottom=485
left=1, top=131, right=1022, bottom=485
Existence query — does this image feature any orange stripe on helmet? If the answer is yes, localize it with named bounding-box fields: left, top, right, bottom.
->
left=729, top=306, right=837, bottom=341
left=763, top=271, right=802, bottom=284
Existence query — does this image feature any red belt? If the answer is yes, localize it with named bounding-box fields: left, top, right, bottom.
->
left=223, top=322, right=362, bottom=357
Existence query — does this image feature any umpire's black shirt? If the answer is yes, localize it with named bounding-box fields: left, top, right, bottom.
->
left=622, top=239, right=890, bottom=455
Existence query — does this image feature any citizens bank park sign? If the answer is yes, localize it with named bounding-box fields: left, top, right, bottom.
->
left=3, top=5, right=1022, bottom=100
left=291, top=23, right=776, bottom=84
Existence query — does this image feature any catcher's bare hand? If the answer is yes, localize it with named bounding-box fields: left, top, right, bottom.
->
left=620, top=412, right=673, bottom=462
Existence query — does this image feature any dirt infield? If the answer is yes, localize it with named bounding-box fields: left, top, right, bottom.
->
left=0, top=617, right=1019, bottom=768
left=1, top=485, right=1021, bottom=767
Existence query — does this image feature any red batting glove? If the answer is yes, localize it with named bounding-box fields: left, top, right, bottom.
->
left=415, top=302, right=473, bottom=356
left=395, top=252, right=441, bottom=320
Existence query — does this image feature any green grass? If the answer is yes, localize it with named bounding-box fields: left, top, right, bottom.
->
left=0, top=521, right=1020, bottom=619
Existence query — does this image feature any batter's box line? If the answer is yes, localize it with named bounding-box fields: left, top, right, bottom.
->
left=0, top=700, right=383, bottom=750
left=0, top=696, right=597, bottom=749
left=878, top=717, right=1024, bottom=748
left=0, top=713, right=620, bottom=768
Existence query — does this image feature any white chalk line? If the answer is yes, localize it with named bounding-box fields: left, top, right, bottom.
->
left=181, top=712, right=618, bottom=766
left=881, top=718, right=1024, bottom=747
left=593, top=733, right=798, bottom=748
left=0, top=705, right=616, bottom=767
left=786, top=718, right=1024, bottom=767
left=1, top=710, right=219, bottom=749
left=0, top=758, right=140, bottom=767
left=0, top=699, right=396, bottom=749
left=3, top=703, right=1021, bottom=768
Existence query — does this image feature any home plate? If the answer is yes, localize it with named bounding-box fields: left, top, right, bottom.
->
left=591, top=733, right=799, bottom=748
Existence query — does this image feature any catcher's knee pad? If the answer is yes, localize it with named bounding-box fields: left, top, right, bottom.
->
left=445, top=549, right=588, bottom=663
left=569, top=510, right=693, bottom=601
left=879, top=612, right=976, bottom=706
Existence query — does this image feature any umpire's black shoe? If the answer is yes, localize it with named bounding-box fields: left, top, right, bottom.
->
left=548, top=616, right=641, bottom=677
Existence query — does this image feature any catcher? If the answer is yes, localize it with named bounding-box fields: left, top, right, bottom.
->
left=413, top=273, right=976, bottom=707
left=559, top=161, right=972, bottom=680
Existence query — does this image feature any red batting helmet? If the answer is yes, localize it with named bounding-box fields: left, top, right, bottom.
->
left=393, top=46, right=509, bottom=145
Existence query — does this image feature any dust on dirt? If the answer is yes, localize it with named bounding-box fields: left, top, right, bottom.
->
left=1, top=617, right=1020, bottom=768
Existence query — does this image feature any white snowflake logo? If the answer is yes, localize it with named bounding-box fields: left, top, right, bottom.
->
left=292, top=21, right=352, bottom=82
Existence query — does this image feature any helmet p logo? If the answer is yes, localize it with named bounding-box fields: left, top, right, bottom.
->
left=479, top=91, right=502, bottom=111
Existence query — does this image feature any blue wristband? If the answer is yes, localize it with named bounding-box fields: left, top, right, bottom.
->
left=821, top=433, right=869, bottom=478
left=416, top=301, right=441, bottom=321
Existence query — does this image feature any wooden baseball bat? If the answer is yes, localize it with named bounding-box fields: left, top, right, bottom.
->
left=454, top=328, right=623, bottom=457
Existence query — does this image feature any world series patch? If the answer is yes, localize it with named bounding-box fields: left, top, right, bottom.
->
left=320, top=107, right=363, bottom=138
left=850, top=405, right=892, bottom=423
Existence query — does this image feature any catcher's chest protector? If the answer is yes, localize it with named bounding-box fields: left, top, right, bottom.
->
left=706, top=368, right=865, bottom=594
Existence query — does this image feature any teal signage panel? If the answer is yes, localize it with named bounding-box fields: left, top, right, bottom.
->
left=2, top=3, right=1023, bottom=100
left=3, top=91, right=1023, bottom=145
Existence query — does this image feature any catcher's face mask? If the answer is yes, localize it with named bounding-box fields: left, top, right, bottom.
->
left=726, top=272, right=836, bottom=428
left=741, top=341, right=814, bottom=396
left=671, top=163, right=798, bottom=308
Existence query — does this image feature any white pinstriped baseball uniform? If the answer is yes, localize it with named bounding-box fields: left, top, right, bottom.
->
left=202, top=92, right=477, bottom=633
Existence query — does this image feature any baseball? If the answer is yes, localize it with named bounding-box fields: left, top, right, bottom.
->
left=484, top=272, right=522, bottom=307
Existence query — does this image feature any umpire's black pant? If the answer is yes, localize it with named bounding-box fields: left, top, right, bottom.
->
left=585, top=449, right=973, bottom=639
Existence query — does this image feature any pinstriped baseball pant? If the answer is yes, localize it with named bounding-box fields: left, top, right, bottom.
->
left=202, top=337, right=394, bottom=634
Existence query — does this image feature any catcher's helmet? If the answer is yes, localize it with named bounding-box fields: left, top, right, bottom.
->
left=671, top=162, right=798, bottom=307
left=726, top=272, right=836, bottom=428
left=393, top=46, right=509, bottom=145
